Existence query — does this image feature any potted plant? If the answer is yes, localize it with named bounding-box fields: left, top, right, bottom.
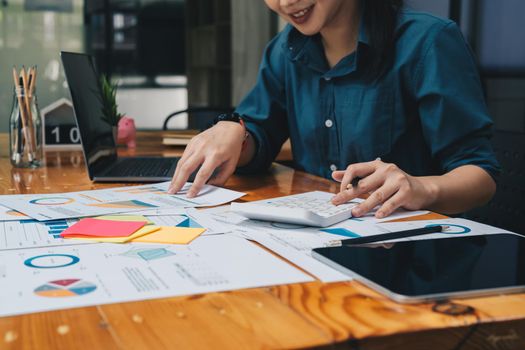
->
left=99, top=75, right=124, bottom=142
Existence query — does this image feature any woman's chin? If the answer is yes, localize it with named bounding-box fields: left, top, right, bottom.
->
left=291, top=23, right=322, bottom=36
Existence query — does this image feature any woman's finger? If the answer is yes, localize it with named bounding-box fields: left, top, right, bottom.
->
left=375, top=187, right=410, bottom=218
left=331, top=170, right=346, bottom=182
left=207, top=158, right=237, bottom=186
left=331, top=186, right=360, bottom=205
left=337, top=159, right=381, bottom=192
left=352, top=180, right=400, bottom=217
left=332, top=165, right=387, bottom=205
left=169, top=154, right=204, bottom=195
left=187, top=157, right=222, bottom=197
left=168, top=146, right=196, bottom=193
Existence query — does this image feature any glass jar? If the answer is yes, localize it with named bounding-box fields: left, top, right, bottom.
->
left=9, top=86, right=42, bottom=168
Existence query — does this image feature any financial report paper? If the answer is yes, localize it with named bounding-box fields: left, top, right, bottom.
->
left=201, top=202, right=431, bottom=283
left=0, top=235, right=313, bottom=317
left=0, top=182, right=245, bottom=221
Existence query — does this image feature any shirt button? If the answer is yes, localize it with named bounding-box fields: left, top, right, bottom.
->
left=330, top=164, right=337, bottom=172
left=325, top=119, right=333, bottom=128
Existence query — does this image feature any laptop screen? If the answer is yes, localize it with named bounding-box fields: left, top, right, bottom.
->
left=61, top=52, right=117, bottom=170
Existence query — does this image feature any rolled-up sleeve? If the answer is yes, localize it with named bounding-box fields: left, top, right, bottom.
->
left=235, top=32, right=289, bottom=174
left=413, top=22, right=500, bottom=180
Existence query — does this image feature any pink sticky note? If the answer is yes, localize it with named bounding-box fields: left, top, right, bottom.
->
left=61, top=218, right=146, bottom=238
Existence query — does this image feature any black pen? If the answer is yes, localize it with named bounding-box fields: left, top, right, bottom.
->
left=346, top=176, right=362, bottom=190
left=326, top=225, right=449, bottom=247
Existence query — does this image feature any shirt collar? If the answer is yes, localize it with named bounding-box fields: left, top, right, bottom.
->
left=357, top=9, right=369, bottom=47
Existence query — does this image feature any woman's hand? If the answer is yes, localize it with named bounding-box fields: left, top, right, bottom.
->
left=331, top=159, right=438, bottom=219
left=168, top=121, right=253, bottom=197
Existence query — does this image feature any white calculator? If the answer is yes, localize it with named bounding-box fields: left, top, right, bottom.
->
left=230, top=191, right=359, bottom=227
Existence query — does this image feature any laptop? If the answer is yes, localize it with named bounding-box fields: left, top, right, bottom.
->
left=61, top=51, right=180, bottom=182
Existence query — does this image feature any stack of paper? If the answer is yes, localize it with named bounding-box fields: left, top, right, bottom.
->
left=0, top=182, right=245, bottom=221
left=0, top=183, right=516, bottom=319
left=0, top=182, right=242, bottom=249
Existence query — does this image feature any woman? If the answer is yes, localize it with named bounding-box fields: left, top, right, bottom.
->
left=169, top=0, right=499, bottom=219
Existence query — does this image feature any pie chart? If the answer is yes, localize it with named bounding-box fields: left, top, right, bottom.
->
left=24, top=254, right=79, bottom=269
left=6, top=209, right=27, bottom=217
left=29, top=197, right=75, bottom=205
left=34, top=279, right=97, bottom=298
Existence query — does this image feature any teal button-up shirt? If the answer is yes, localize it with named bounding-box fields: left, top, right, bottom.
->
left=236, top=10, right=500, bottom=180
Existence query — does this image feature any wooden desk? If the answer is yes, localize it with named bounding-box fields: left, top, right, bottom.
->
left=1, top=132, right=525, bottom=350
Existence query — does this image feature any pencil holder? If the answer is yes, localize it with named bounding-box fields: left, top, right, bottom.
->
left=9, top=86, right=43, bottom=168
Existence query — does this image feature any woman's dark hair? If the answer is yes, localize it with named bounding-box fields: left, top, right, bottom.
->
left=361, top=0, right=404, bottom=79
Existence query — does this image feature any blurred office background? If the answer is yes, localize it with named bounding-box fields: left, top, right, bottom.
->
left=0, top=0, right=523, bottom=227
left=0, top=0, right=274, bottom=131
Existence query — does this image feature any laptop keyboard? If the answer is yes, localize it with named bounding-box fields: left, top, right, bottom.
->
left=104, top=158, right=176, bottom=177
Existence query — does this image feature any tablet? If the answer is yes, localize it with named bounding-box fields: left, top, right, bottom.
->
left=312, top=233, right=525, bottom=303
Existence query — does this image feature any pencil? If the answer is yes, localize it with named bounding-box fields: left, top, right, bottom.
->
left=20, top=67, right=36, bottom=161
left=326, top=225, right=449, bottom=247
left=27, top=67, right=37, bottom=151
left=29, top=66, right=38, bottom=156
left=11, top=67, right=33, bottom=163
left=27, top=66, right=38, bottom=157
left=28, top=66, right=37, bottom=99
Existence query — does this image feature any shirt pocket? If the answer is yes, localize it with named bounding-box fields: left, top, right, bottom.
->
left=336, top=86, right=394, bottom=162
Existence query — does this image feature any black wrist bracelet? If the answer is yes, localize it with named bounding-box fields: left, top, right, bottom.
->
left=213, top=112, right=243, bottom=125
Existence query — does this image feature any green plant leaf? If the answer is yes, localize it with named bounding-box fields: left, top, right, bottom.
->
left=99, top=75, right=124, bottom=126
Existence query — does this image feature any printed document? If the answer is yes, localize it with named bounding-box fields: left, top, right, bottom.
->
left=201, top=206, right=387, bottom=282
left=0, top=235, right=312, bottom=317
left=0, top=219, right=88, bottom=251
left=0, top=182, right=245, bottom=221
left=0, top=204, right=30, bottom=221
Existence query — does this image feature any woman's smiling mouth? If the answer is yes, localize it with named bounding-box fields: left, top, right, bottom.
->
left=289, top=5, right=314, bottom=25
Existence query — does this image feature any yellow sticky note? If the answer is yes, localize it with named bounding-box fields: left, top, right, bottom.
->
left=132, top=227, right=205, bottom=244
left=69, top=225, right=160, bottom=243
left=95, top=215, right=153, bottom=225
